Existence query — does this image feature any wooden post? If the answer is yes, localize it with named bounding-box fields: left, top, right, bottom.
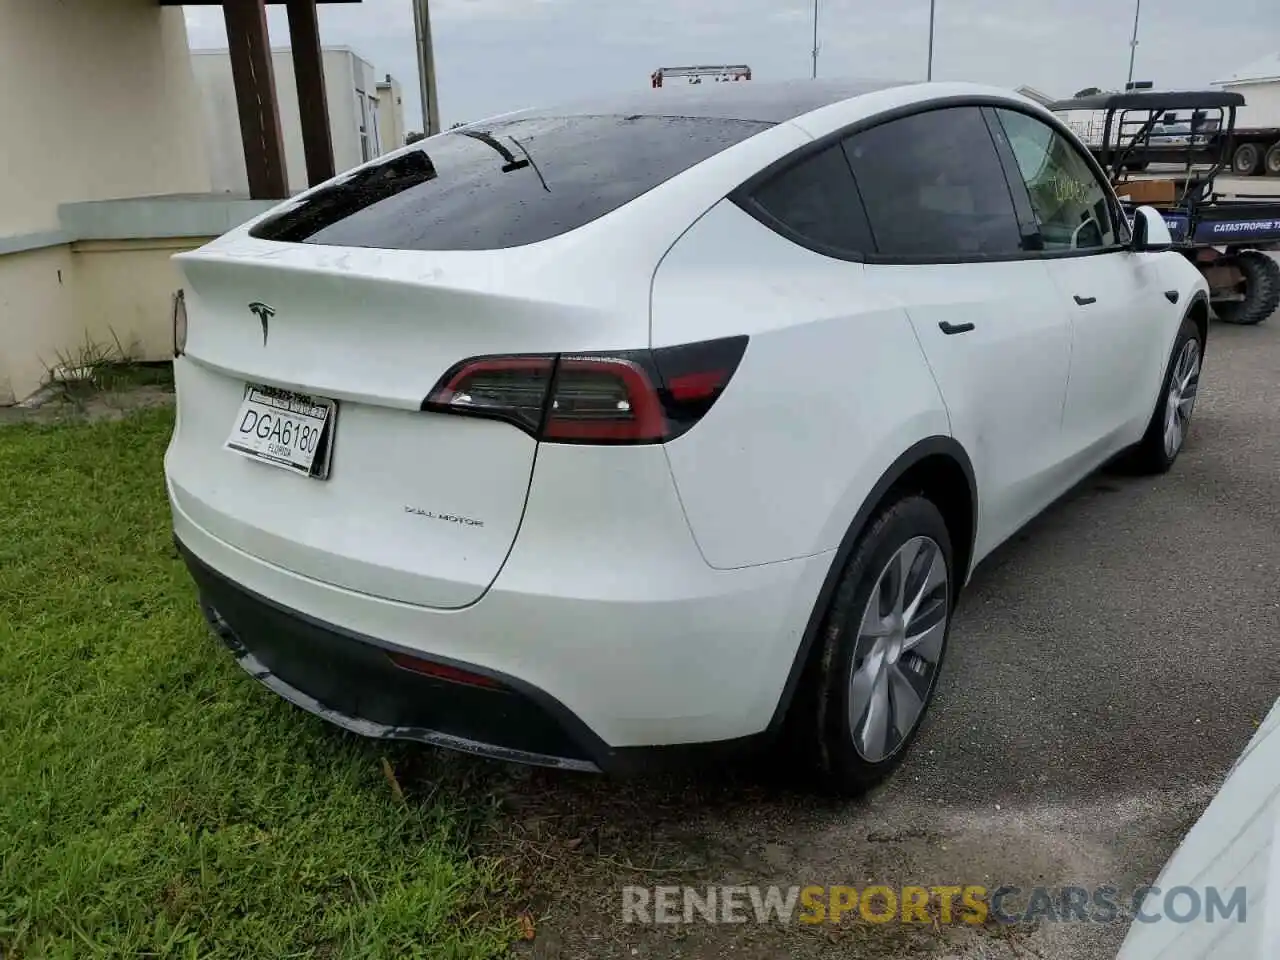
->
left=413, top=0, right=441, bottom=135
left=286, top=0, right=335, bottom=186
left=224, top=0, right=289, bottom=199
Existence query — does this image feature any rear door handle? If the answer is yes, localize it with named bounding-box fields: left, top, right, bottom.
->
left=938, top=321, right=975, bottom=335
left=1073, top=295, right=1097, bottom=306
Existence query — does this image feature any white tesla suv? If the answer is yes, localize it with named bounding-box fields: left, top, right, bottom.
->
left=166, top=80, right=1209, bottom=793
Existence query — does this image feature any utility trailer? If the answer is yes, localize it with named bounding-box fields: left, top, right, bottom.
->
left=1220, top=70, right=1280, bottom=176
left=1057, top=89, right=1280, bottom=177
left=1050, top=89, right=1280, bottom=325
left=1223, top=124, right=1280, bottom=177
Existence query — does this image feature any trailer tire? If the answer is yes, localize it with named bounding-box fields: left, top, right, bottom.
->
left=1232, top=142, right=1262, bottom=176
left=1266, top=142, right=1280, bottom=177
left=1215, top=251, right=1280, bottom=325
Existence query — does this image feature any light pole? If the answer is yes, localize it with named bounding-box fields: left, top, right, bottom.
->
left=811, top=0, right=819, bottom=79
left=412, top=0, right=440, bottom=135
left=926, top=0, right=936, bottom=80
left=1126, top=0, right=1141, bottom=86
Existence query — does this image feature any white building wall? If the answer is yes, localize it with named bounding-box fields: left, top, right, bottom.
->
left=0, top=0, right=210, bottom=403
left=191, top=51, right=250, bottom=198
left=324, top=51, right=364, bottom=170
left=377, top=76, right=406, bottom=150
left=0, top=0, right=209, bottom=234
left=192, top=47, right=395, bottom=195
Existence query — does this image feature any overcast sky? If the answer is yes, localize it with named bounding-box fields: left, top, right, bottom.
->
left=184, top=0, right=1277, bottom=133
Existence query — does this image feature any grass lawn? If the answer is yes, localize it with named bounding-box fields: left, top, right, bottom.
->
left=0, top=407, right=514, bottom=958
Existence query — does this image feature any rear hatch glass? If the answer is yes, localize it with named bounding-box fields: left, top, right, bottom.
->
left=249, top=114, right=773, bottom=251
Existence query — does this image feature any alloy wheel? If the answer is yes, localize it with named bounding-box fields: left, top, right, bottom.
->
left=1163, top=339, right=1201, bottom=459
left=848, top=536, right=949, bottom=763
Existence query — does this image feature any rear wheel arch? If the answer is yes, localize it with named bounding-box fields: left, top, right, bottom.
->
left=1122, top=312, right=1204, bottom=474
left=767, top=436, right=977, bottom=733
left=1184, top=290, right=1209, bottom=347
left=1126, top=292, right=1209, bottom=461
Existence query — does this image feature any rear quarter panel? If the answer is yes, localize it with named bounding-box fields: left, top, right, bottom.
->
left=651, top=199, right=952, bottom=570
left=1157, top=251, right=1211, bottom=354
left=1110, top=249, right=1207, bottom=450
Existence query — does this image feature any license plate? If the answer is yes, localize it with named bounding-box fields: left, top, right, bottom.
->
left=225, top=385, right=337, bottom=479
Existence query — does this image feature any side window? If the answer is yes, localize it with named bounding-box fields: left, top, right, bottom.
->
left=748, top=143, right=873, bottom=256
left=842, top=107, right=1023, bottom=259
left=994, top=109, right=1117, bottom=251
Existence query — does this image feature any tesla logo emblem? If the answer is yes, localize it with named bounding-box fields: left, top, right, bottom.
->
left=248, top=301, right=275, bottom=345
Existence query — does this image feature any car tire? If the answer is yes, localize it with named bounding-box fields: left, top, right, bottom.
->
left=1214, top=250, right=1280, bottom=325
left=788, top=495, right=954, bottom=796
left=1124, top=316, right=1203, bottom=475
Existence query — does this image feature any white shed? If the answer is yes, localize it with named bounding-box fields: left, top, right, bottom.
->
left=192, top=46, right=406, bottom=196
left=1215, top=52, right=1280, bottom=130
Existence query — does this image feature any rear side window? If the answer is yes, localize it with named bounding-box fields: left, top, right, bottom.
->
left=747, top=144, right=873, bottom=256
left=250, top=115, right=773, bottom=251
left=842, top=107, right=1023, bottom=259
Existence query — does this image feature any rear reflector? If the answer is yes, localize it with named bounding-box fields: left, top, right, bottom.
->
left=423, top=335, right=747, bottom=444
left=172, top=289, right=188, bottom=358
left=387, top=651, right=501, bottom=689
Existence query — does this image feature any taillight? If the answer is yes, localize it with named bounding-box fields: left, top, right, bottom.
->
left=422, top=335, right=747, bottom=444
left=543, top=357, right=667, bottom=442
left=427, top=356, right=554, bottom=433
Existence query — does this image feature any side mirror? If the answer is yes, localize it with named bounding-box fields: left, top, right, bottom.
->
left=1130, top=206, right=1173, bottom=252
